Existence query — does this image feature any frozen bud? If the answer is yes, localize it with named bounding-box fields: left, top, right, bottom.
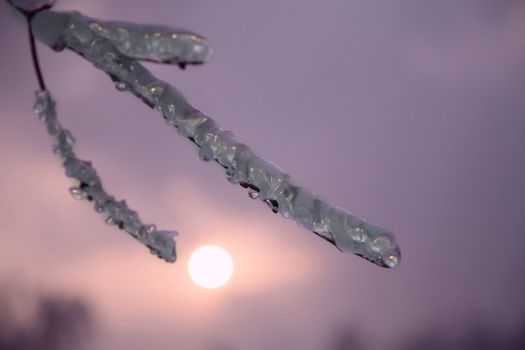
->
left=68, top=186, right=85, bottom=200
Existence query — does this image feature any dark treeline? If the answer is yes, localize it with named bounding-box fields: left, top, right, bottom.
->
left=0, top=285, right=92, bottom=350
left=331, top=315, right=525, bottom=350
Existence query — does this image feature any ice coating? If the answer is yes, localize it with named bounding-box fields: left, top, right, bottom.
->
left=87, top=20, right=212, bottom=67
left=30, top=10, right=401, bottom=268
left=33, top=90, right=177, bottom=262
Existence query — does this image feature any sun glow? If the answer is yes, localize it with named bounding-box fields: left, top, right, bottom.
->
left=188, top=245, right=234, bottom=289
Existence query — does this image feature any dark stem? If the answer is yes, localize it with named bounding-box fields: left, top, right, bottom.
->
left=27, top=16, right=46, bottom=90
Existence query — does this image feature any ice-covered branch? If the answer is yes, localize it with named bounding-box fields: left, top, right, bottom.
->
left=33, top=90, right=177, bottom=262
left=27, top=9, right=400, bottom=268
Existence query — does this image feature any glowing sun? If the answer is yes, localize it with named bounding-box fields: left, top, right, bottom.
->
left=188, top=245, right=234, bottom=289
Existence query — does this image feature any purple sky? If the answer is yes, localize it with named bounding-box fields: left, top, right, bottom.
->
left=1, top=0, right=525, bottom=349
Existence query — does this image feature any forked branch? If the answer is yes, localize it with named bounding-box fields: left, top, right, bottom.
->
left=15, top=6, right=401, bottom=268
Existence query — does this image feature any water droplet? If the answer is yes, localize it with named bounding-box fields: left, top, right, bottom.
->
left=350, top=227, right=366, bottom=243
left=33, top=101, right=44, bottom=115
left=166, top=118, right=178, bottom=128
left=166, top=104, right=175, bottom=114
left=38, top=113, right=47, bottom=123
left=52, top=145, right=62, bottom=155
left=115, top=81, right=127, bottom=91
left=63, top=130, right=76, bottom=146
left=370, top=235, right=392, bottom=253
left=248, top=190, right=260, bottom=199
left=280, top=209, right=291, bottom=218
left=94, top=203, right=105, bottom=213
left=198, top=147, right=213, bottom=161
left=69, top=186, right=84, bottom=200
left=144, top=224, right=157, bottom=234
left=264, top=199, right=279, bottom=213
left=103, top=51, right=117, bottom=61
left=105, top=216, right=115, bottom=225
left=383, top=254, right=399, bottom=268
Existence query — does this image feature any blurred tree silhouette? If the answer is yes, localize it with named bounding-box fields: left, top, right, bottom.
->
left=330, top=328, right=366, bottom=350
left=0, top=284, right=92, bottom=350
left=395, top=314, right=525, bottom=350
